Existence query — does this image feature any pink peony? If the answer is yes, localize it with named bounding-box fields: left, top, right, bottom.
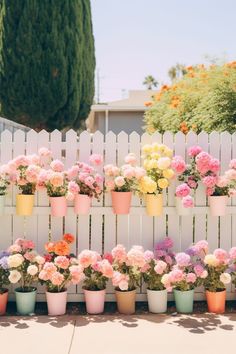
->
left=78, top=250, right=101, bottom=268
left=112, top=271, right=129, bottom=290
left=127, top=246, right=146, bottom=268
left=229, top=159, right=236, bottom=169
left=99, top=259, right=113, bottom=278
left=209, top=158, right=220, bottom=172
left=69, top=265, right=85, bottom=285
left=229, top=247, right=236, bottom=260
left=182, top=195, right=194, bottom=208
left=187, top=178, right=198, bottom=189
left=103, top=253, right=113, bottom=264
left=8, top=244, right=22, bottom=253
left=49, top=172, right=64, bottom=187
left=135, top=167, right=146, bottom=180
left=54, top=256, right=70, bottom=269
left=144, top=250, right=154, bottom=261
left=111, top=244, right=127, bottom=264
left=95, top=174, right=103, bottom=185
left=24, top=251, right=37, bottom=262
left=194, top=264, right=205, bottom=277
left=202, top=175, right=217, bottom=188
left=50, top=159, right=64, bottom=172
left=154, top=260, right=167, bottom=275
left=89, top=154, right=103, bottom=166
left=194, top=240, right=208, bottom=253
left=38, top=147, right=52, bottom=158
left=14, top=155, right=30, bottom=167
left=188, top=146, right=202, bottom=157
left=105, top=180, right=115, bottom=191
left=175, top=252, right=191, bottom=267
left=213, top=248, right=228, bottom=263
left=51, top=271, right=64, bottom=286
left=123, top=167, right=135, bottom=179
left=206, top=187, right=215, bottom=196
left=124, top=153, right=137, bottom=166
left=68, top=181, right=80, bottom=194
left=216, top=176, right=229, bottom=188
left=169, top=269, right=185, bottom=283
left=171, top=156, right=186, bottom=174
left=66, top=165, right=80, bottom=180
left=186, top=273, right=197, bottom=283
left=176, top=183, right=191, bottom=197
left=84, top=176, right=95, bottom=187
left=225, top=169, right=236, bottom=180
left=114, top=176, right=125, bottom=187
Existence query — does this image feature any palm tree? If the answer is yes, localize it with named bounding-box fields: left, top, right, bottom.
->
left=168, top=64, right=187, bottom=82
left=143, top=75, right=158, bottom=90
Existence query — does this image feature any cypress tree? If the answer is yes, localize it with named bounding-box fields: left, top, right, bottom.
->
left=0, top=0, right=95, bottom=131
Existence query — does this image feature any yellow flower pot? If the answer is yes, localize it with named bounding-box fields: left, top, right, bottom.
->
left=145, top=193, right=163, bottom=216
left=16, top=194, right=34, bottom=216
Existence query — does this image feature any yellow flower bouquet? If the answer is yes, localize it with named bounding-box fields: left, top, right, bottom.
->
left=139, top=143, right=174, bottom=216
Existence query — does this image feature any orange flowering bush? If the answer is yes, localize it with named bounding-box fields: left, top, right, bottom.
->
left=144, top=62, right=236, bottom=133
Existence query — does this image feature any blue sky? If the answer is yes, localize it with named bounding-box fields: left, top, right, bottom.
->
left=90, top=0, right=236, bottom=102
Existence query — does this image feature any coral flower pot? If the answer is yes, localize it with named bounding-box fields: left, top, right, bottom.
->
left=175, top=197, right=191, bottom=216
left=174, top=289, right=194, bottom=313
left=206, top=290, right=226, bottom=314
left=50, top=196, right=67, bottom=217
left=147, top=289, right=167, bottom=313
left=46, top=290, right=67, bottom=316
left=115, top=289, right=136, bottom=314
left=208, top=196, right=228, bottom=216
left=16, top=194, right=34, bottom=216
left=111, top=191, right=132, bottom=215
left=84, top=289, right=106, bottom=314
left=0, top=195, right=5, bottom=215
left=15, top=288, right=36, bottom=315
left=145, top=193, right=163, bottom=216
left=0, top=289, right=8, bottom=315
left=74, top=194, right=91, bottom=215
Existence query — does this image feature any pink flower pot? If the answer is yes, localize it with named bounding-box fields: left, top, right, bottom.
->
left=50, top=196, right=67, bottom=217
left=0, top=289, right=8, bottom=315
left=74, top=194, right=91, bottom=215
left=46, top=290, right=67, bottom=316
left=209, top=196, right=228, bottom=216
left=84, top=289, right=106, bottom=314
left=111, top=191, right=132, bottom=214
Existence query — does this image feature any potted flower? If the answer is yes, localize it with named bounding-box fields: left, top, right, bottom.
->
left=203, top=248, right=231, bottom=313
left=66, top=154, right=103, bottom=215
left=140, top=143, right=174, bottom=216
left=154, top=236, right=176, bottom=265
left=0, top=165, right=11, bottom=215
left=111, top=244, right=145, bottom=314
left=39, top=233, right=83, bottom=315
left=104, top=153, right=146, bottom=214
left=78, top=250, right=113, bottom=314
left=44, top=159, right=68, bottom=217
left=142, top=251, right=168, bottom=313
left=7, top=238, right=43, bottom=315
left=0, top=251, right=10, bottom=315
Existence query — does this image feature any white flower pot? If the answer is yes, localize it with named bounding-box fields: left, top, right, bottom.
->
left=208, top=196, right=228, bottom=216
left=175, top=197, right=191, bottom=216
left=147, top=289, right=167, bottom=313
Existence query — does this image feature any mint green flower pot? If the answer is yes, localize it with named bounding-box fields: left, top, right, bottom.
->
left=174, top=289, right=194, bottom=313
left=15, top=288, right=36, bottom=315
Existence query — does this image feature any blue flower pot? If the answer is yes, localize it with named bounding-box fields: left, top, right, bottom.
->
left=15, top=288, right=36, bottom=315
left=174, top=289, right=194, bottom=313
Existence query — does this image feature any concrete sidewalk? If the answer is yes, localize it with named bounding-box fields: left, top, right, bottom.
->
left=1, top=313, right=236, bottom=354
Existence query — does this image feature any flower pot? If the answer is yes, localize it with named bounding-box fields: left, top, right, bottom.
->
left=115, top=289, right=136, bottom=314
left=145, top=193, right=163, bottom=216
left=147, top=288, right=167, bottom=313
left=0, top=289, right=8, bottom=315
left=16, top=194, right=34, bottom=216
left=50, top=196, right=67, bottom=217
left=74, top=194, right=91, bottom=215
left=206, top=290, right=226, bottom=314
left=111, top=191, right=132, bottom=215
left=208, top=196, right=228, bottom=216
left=46, top=290, right=67, bottom=315
left=0, top=195, right=5, bottom=215
left=175, top=197, right=191, bottom=216
left=15, top=287, right=36, bottom=315
left=174, top=289, right=194, bottom=313
left=84, top=289, right=106, bottom=314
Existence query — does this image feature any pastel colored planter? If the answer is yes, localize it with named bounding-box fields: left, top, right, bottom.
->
left=175, top=197, right=191, bottom=216
left=0, top=195, right=5, bottom=215
left=145, top=193, right=163, bottom=216
left=111, top=191, right=132, bottom=215
left=84, top=289, right=106, bottom=314
left=16, top=194, right=34, bottom=216
left=174, top=289, right=194, bottom=313
left=208, top=196, right=228, bottom=216
left=50, top=196, right=67, bottom=217
left=15, top=287, right=36, bottom=315
left=0, top=289, right=8, bottom=315
left=115, top=289, right=136, bottom=314
left=46, top=290, right=67, bottom=316
left=206, top=289, right=226, bottom=314
left=74, top=194, right=91, bottom=215
left=147, top=288, right=167, bottom=313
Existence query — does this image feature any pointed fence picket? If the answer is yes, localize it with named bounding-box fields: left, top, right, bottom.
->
left=0, top=129, right=236, bottom=301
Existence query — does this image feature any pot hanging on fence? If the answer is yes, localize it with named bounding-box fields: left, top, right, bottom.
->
left=173, top=289, right=194, bottom=313
left=205, top=289, right=226, bottom=314
left=111, top=191, right=132, bottom=215
left=84, top=289, right=106, bottom=314
left=0, top=289, right=8, bottom=315
left=0, top=195, right=5, bottom=216
left=147, top=288, right=167, bottom=313
left=16, top=194, right=34, bottom=216
left=208, top=196, right=228, bottom=216
left=50, top=196, right=67, bottom=217
left=115, top=288, right=136, bottom=314
left=74, top=194, right=91, bottom=215
left=175, top=197, right=191, bottom=216
left=46, top=290, right=67, bottom=316
left=15, top=287, right=36, bottom=315
left=145, top=193, right=163, bottom=216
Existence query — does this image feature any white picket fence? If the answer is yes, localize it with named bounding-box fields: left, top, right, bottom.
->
left=1, top=129, right=236, bottom=302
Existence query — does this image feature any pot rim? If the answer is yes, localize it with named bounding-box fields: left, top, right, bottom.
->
left=173, top=288, right=195, bottom=293
left=0, top=288, right=9, bottom=294
left=46, top=289, right=67, bottom=294
left=205, top=289, right=226, bottom=293
left=15, top=287, right=37, bottom=293
left=115, top=288, right=136, bottom=293
left=83, top=288, right=106, bottom=292
left=147, top=288, right=167, bottom=292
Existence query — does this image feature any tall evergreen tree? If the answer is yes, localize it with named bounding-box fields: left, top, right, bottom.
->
left=0, top=0, right=95, bottom=131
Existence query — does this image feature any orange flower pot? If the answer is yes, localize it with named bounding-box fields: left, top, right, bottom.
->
left=206, top=290, right=226, bottom=314
left=0, top=289, right=8, bottom=315
left=111, top=191, right=132, bottom=215
left=115, top=289, right=136, bottom=314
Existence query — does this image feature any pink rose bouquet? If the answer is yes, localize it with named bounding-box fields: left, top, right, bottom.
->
left=43, top=159, right=68, bottom=197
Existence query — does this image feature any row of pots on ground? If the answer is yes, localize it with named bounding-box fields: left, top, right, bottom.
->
left=0, top=287, right=227, bottom=316
left=0, top=192, right=229, bottom=217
